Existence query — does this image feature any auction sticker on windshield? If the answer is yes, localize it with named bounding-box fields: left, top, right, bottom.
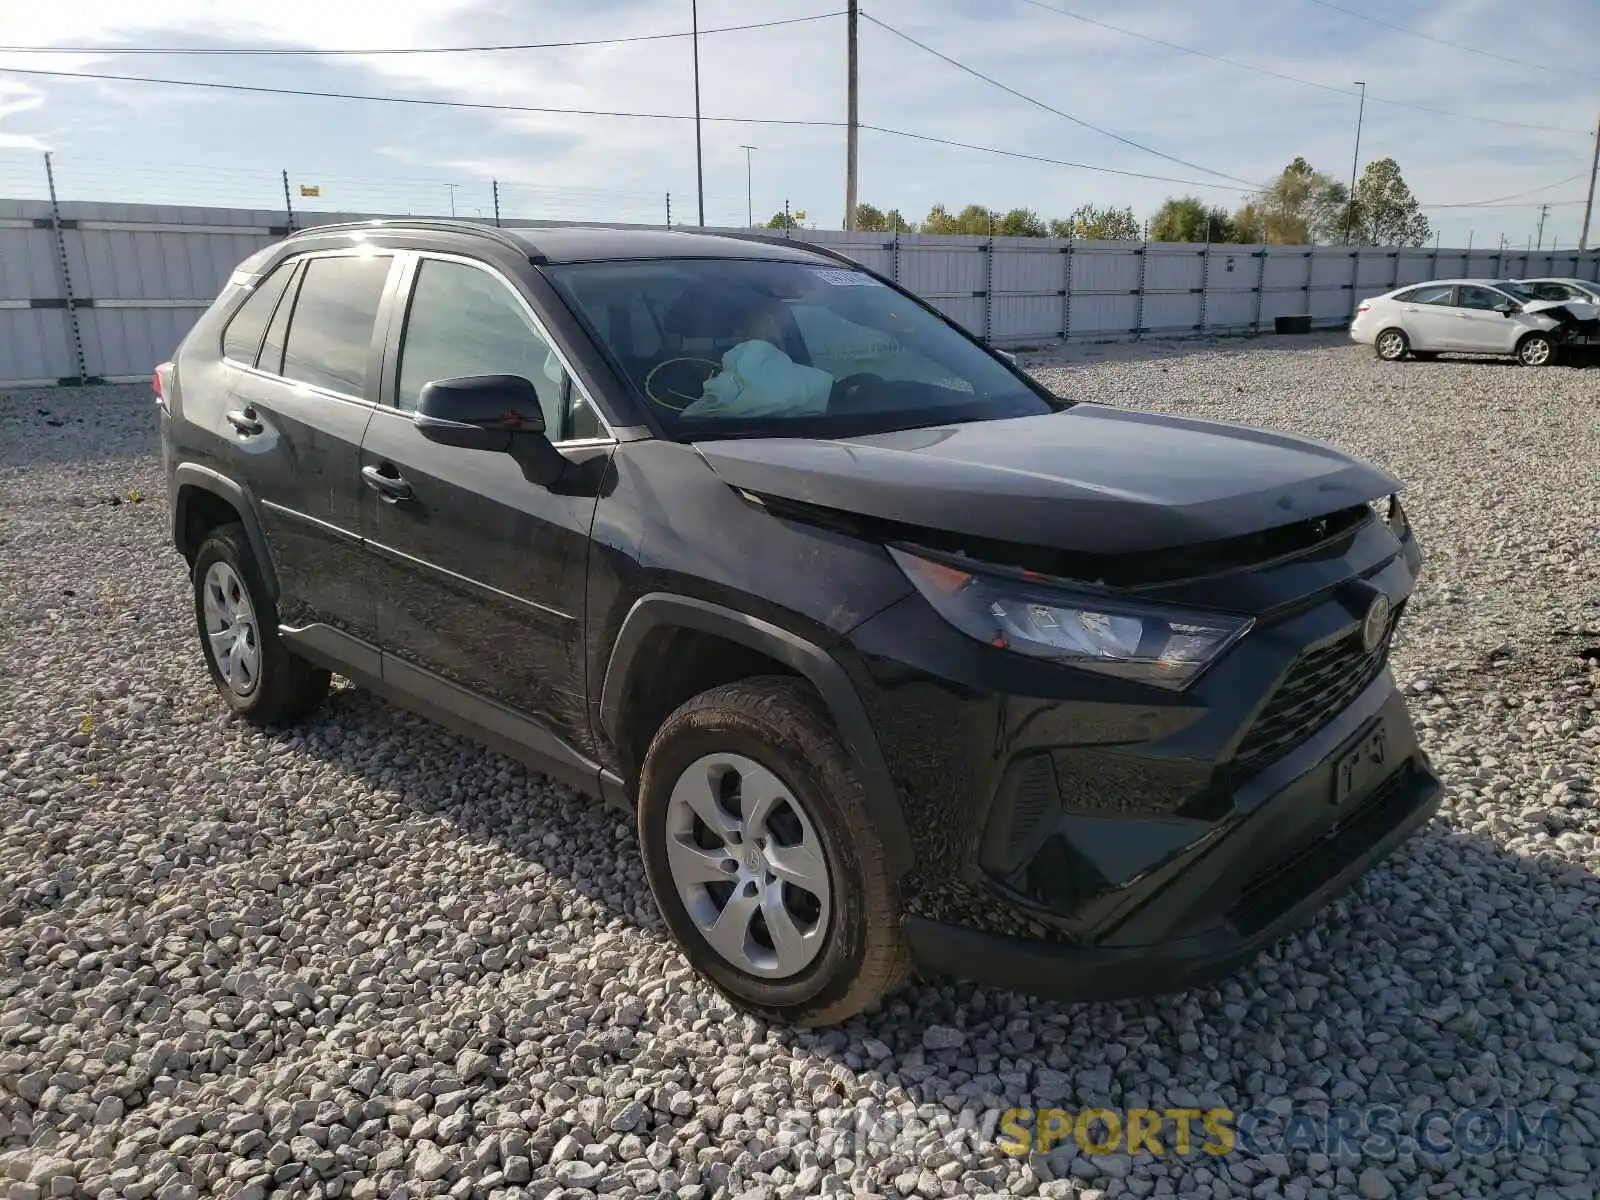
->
left=813, top=268, right=879, bottom=286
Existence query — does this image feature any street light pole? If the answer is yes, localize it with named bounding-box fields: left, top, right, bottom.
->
left=1344, top=81, right=1366, bottom=245
left=738, top=145, right=757, bottom=227
left=692, top=0, right=704, bottom=227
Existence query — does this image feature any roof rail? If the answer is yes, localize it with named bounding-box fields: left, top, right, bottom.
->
left=284, top=217, right=533, bottom=258
left=712, top=231, right=870, bottom=269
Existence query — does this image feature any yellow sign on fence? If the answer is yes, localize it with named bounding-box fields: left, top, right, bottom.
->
left=299, top=184, right=320, bottom=197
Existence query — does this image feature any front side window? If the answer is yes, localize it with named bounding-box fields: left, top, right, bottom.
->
left=397, top=259, right=575, bottom=436
left=1458, top=285, right=1513, bottom=311
left=280, top=254, right=394, bottom=397
left=547, top=258, right=1057, bottom=441
left=221, top=261, right=296, bottom=365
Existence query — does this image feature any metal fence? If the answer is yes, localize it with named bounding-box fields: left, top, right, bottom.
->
left=3, top=197, right=1597, bottom=387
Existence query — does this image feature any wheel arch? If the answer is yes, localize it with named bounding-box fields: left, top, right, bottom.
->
left=172, top=464, right=280, bottom=601
left=600, top=593, right=914, bottom=879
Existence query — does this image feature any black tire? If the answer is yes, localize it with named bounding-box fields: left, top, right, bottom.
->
left=1374, top=328, right=1409, bottom=361
left=191, top=522, right=330, bottom=725
left=637, top=676, right=911, bottom=1026
left=1516, top=331, right=1557, bottom=367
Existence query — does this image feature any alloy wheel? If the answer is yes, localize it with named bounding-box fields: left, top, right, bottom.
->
left=202, top=561, right=261, bottom=696
left=1376, top=331, right=1406, bottom=360
left=663, top=752, right=831, bottom=978
left=1519, top=337, right=1552, bottom=366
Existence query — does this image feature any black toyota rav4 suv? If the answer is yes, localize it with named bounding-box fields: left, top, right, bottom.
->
left=158, top=219, right=1442, bottom=1025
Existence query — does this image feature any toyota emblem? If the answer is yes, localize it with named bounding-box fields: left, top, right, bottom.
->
left=1361, top=593, right=1391, bottom=653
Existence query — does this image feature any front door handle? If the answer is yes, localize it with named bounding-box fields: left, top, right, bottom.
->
left=361, top=463, right=413, bottom=502
left=225, top=407, right=263, bottom=436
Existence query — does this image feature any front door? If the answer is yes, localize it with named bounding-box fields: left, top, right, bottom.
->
left=223, top=251, right=396, bottom=642
left=359, top=253, right=612, bottom=757
left=1451, top=285, right=1521, bottom=353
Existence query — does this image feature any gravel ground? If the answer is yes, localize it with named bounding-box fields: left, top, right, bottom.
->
left=1, top=340, right=1597, bottom=1200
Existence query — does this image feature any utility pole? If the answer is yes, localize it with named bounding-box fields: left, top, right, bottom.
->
left=692, top=0, right=704, bottom=226
left=1344, top=81, right=1366, bottom=245
left=739, top=145, right=757, bottom=227
left=1535, top=203, right=1550, bottom=250
left=845, top=0, right=859, bottom=230
left=445, top=183, right=459, bottom=218
left=1580, top=112, right=1599, bottom=251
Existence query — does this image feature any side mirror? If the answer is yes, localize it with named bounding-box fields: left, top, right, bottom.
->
left=414, top=374, right=546, bottom=452
left=1494, top=301, right=1517, bottom=315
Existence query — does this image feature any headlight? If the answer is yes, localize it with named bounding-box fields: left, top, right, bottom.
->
left=889, top=547, right=1253, bottom=690
left=1369, top=494, right=1409, bottom=540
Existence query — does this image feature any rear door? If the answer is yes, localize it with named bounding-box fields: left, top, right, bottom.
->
left=358, top=251, right=614, bottom=757
left=224, top=250, right=397, bottom=642
left=1392, top=284, right=1456, bottom=349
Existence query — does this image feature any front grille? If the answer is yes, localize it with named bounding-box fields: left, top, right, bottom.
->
left=1232, top=615, right=1397, bottom=779
left=1228, top=764, right=1413, bottom=936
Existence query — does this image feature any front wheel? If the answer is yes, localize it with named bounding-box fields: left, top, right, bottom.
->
left=1374, top=328, right=1409, bottom=361
left=637, top=677, right=910, bottom=1026
left=1517, top=332, right=1556, bottom=367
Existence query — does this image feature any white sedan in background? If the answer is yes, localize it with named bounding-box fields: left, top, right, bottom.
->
left=1512, top=276, right=1600, bottom=304
left=1350, top=278, right=1597, bottom=366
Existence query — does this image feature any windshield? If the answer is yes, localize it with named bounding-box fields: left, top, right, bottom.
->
left=1494, top=280, right=1536, bottom=301
left=546, top=258, right=1058, bottom=440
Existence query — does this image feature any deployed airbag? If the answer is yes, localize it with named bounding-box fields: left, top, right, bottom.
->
left=681, top=340, right=833, bottom=419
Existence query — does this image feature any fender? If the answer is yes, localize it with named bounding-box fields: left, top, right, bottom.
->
left=171, top=463, right=281, bottom=601
left=600, top=593, right=915, bottom=879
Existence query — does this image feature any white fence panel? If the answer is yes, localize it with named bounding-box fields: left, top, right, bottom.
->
left=2, top=198, right=1598, bottom=384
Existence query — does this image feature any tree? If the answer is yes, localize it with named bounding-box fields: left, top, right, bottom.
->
left=996, top=207, right=1047, bottom=237
left=1242, top=157, right=1348, bottom=244
left=852, top=202, right=911, bottom=232
left=1149, top=196, right=1237, bottom=243
left=765, top=209, right=809, bottom=230
left=1349, top=158, right=1431, bottom=246
left=920, top=204, right=960, bottom=234
left=1059, top=203, right=1140, bottom=241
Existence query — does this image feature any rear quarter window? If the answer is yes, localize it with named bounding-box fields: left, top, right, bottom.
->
left=220, top=262, right=296, bottom=366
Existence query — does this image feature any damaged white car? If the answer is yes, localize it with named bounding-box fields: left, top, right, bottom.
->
left=1350, top=278, right=1599, bottom=366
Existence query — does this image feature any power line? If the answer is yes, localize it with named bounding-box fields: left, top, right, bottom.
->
left=0, top=62, right=1269, bottom=191
left=1014, top=0, right=1587, bottom=136
left=0, top=64, right=849, bottom=127
left=0, top=13, right=843, bottom=56
left=1301, top=0, right=1588, bottom=79
left=1422, top=173, right=1590, bottom=208
left=861, top=125, right=1247, bottom=190
left=858, top=11, right=1262, bottom=189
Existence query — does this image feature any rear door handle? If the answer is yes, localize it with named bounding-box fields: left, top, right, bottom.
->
left=362, top=463, right=413, bottom=502
left=225, top=407, right=263, bottom=436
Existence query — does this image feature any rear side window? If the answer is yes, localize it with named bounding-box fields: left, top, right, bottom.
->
left=221, top=262, right=295, bottom=365
left=1396, top=285, right=1452, bottom=305
left=281, top=255, right=394, bottom=397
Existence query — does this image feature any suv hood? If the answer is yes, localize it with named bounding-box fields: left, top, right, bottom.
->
left=695, top=405, right=1398, bottom=556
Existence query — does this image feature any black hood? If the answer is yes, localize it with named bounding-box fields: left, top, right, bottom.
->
left=695, top=405, right=1398, bottom=557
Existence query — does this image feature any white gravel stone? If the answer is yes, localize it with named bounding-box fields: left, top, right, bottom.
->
left=2, top=352, right=1598, bottom=1198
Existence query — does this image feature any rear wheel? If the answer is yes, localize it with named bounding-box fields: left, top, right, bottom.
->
left=1374, top=328, right=1409, bottom=361
left=1517, top=331, right=1556, bottom=367
left=637, top=676, right=910, bottom=1026
left=192, top=523, right=330, bottom=725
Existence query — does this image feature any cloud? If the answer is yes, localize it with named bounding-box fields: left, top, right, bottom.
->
left=0, top=0, right=1593, bottom=242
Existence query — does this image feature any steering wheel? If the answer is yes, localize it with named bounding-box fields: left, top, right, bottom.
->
left=829, top=372, right=886, bottom=410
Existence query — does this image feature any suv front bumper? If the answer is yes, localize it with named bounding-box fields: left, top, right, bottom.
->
left=839, top=527, right=1443, bottom=999
left=903, top=739, right=1441, bottom=1001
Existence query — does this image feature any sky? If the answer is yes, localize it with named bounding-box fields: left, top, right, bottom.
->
left=0, top=0, right=1595, bottom=249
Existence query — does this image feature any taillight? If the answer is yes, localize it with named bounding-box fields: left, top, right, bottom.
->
left=1356, top=302, right=1371, bottom=313
left=151, top=369, right=163, bottom=398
